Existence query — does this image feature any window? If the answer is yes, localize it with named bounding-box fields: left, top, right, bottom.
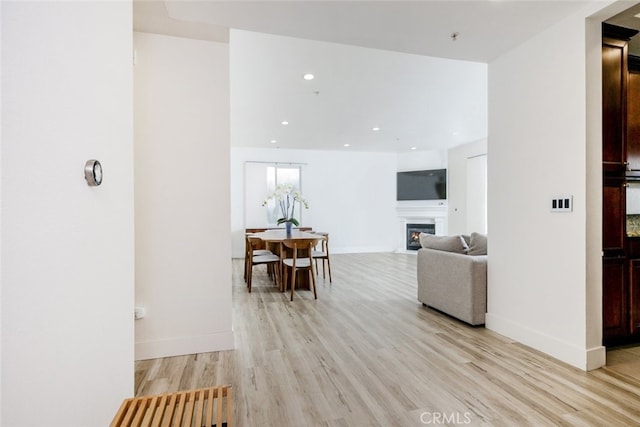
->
left=244, top=162, right=303, bottom=227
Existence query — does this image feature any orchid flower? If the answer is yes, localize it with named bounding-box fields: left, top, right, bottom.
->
left=262, top=184, right=309, bottom=226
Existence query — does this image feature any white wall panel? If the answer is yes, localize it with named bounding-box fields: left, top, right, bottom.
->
left=466, top=154, right=487, bottom=234
left=486, top=1, right=617, bottom=370
left=134, top=32, right=233, bottom=360
left=447, top=139, right=487, bottom=236
left=2, top=2, right=134, bottom=424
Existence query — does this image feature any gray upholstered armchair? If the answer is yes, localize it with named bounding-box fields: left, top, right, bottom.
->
left=417, top=233, right=487, bottom=325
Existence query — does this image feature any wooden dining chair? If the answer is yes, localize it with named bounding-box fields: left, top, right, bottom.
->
left=246, top=235, right=281, bottom=292
left=312, top=232, right=332, bottom=283
left=281, top=238, right=318, bottom=301
left=244, top=234, right=274, bottom=282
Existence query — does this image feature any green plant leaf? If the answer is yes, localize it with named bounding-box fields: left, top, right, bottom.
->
left=276, top=218, right=300, bottom=226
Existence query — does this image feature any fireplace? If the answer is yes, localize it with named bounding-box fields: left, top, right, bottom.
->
left=406, top=223, right=435, bottom=250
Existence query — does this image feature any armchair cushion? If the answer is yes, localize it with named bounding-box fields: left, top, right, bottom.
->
left=467, top=232, right=488, bottom=256
left=419, top=233, right=468, bottom=254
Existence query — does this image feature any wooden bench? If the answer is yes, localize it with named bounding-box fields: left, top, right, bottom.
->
left=111, top=385, right=232, bottom=427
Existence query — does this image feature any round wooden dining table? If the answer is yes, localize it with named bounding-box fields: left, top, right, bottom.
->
left=249, top=229, right=320, bottom=243
left=249, top=230, right=320, bottom=291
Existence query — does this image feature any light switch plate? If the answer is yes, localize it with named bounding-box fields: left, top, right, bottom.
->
left=551, top=195, right=573, bottom=212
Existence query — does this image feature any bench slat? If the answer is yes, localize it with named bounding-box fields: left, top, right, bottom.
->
left=112, top=386, right=233, bottom=427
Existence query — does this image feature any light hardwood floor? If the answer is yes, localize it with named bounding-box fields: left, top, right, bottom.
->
left=135, top=253, right=640, bottom=426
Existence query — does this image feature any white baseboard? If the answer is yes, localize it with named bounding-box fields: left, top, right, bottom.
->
left=586, top=345, right=607, bottom=371
left=331, top=246, right=394, bottom=254
left=485, top=313, right=606, bottom=371
left=135, top=331, right=235, bottom=361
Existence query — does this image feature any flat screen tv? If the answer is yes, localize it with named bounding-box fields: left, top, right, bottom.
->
left=397, top=169, right=447, bottom=201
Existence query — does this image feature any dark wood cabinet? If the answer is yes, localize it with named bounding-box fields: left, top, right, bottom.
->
left=629, top=259, right=640, bottom=336
left=602, top=36, right=629, bottom=172
left=603, top=256, right=628, bottom=341
left=627, top=57, right=640, bottom=173
left=603, top=177, right=626, bottom=253
left=602, top=24, right=640, bottom=346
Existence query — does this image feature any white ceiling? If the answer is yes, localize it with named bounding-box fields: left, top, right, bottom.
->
left=136, top=1, right=597, bottom=62
left=133, top=1, right=609, bottom=152
left=229, top=29, right=487, bottom=152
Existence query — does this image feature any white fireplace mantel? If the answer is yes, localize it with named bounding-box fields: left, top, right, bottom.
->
left=395, top=200, right=448, bottom=252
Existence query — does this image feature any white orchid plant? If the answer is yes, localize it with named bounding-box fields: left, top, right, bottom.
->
left=262, top=183, right=309, bottom=226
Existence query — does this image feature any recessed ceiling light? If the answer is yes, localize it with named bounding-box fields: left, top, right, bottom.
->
left=372, top=127, right=381, bottom=132
left=635, top=13, right=640, bottom=19
left=344, top=143, right=350, bottom=147
left=303, top=73, right=315, bottom=80
left=270, top=140, right=277, bottom=144
left=452, top=131, right=459, bottom=136
left=281, top=121, right=289, bottom=125
left=411, top=147, right=417, bottom=150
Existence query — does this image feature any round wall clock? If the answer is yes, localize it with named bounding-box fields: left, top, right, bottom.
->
left=84, top=159, right=103, bottom=186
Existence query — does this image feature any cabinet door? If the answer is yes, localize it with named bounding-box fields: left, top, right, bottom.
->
left=603, top=37, right=628, bottom=172
left=603, top=177, right=626, bottom=252
left=603, top=257, right=628, bottom=341
left=630, top=259, right=640, bottom=336
left=627, top=71, right=640, bottom=172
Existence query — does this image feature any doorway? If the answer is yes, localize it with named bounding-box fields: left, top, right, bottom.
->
left=601, top=7, right=640, bottom=349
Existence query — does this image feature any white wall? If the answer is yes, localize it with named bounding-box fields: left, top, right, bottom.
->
left=1, top=2, right=4, bottom=422
left=2, top=2, right=134, bottom=425
left=231, top=147, right=397, bottom=257
left=134, top=32, right=233, bottom=360
left=487, top=1, right=619, bottom=371
left=448, top=139, right=487, bottom=235
left=397, top=149, right=447, bottom=172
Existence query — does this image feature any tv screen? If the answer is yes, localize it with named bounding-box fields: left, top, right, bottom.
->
left=397, top=169, right=447, bottom=201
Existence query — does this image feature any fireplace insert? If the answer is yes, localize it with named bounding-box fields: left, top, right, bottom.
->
left=406, top=223, right=435, bottom=250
